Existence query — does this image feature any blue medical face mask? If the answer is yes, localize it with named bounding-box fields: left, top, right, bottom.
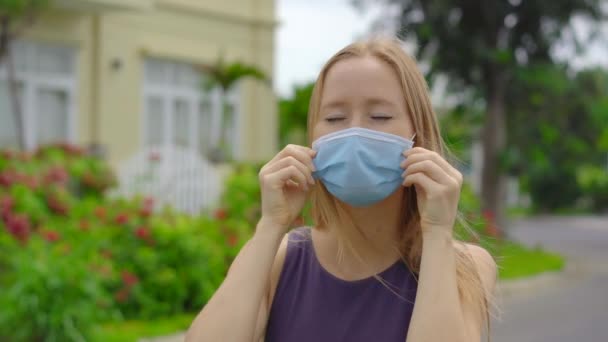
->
left=312, top=127, right=415, bottom=207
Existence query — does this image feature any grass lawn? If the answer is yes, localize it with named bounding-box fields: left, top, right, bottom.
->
left=90, top=313, right=195, bottom=342
left=93, top=240, right=565, bottom=341
left=495, top=240, right=565, bottom=280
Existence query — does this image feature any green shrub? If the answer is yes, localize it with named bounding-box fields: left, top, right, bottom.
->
left=217, top=163, right=263, bottom=226
left=217, top=163, right=314, bottom=234
left=577, top=165, right=608, bottom=212
left=0, top=232, right=116, bottom=341
left=0, top=145, right=234, bottom=340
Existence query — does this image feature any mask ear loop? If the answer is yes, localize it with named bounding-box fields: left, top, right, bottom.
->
left=410, top=133, right=417, bottom=145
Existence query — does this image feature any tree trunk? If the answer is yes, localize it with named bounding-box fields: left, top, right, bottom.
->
left=208, top=88, right=226, bottom=163
left=0, top=17, right=8, bottom=61
left=481, top=71, right=507, bottom=233
left=6, top=47, right=26, bottom=151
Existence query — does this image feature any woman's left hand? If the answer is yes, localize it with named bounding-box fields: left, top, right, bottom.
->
left=400, top=147, right=463, bottom=234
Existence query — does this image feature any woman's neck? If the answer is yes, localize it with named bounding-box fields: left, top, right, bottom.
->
left=313, top=190, right=406, bottom=280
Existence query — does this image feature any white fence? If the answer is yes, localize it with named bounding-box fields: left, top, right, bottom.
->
left=112, top=145, right=226, bottom=215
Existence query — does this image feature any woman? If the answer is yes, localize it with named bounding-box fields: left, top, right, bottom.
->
left=186, top=37, right=497, bottom=342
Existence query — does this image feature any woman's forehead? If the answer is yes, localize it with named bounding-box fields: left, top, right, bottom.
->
left=321, top=57, right=405, bottom=108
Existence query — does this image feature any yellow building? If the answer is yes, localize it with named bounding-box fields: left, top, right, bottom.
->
left=0, top=0, right=278, bottom=167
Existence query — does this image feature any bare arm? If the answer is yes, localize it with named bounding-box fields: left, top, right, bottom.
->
left=186, top=144, right=316, bottom=342
left=402, top=147, right=497, bottom=341
left=185, top=221, right=284, bottom=342
left=406, top=231, right=496, bottom=341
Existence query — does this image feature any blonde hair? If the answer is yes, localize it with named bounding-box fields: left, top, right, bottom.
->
left=306, top=37, right=492, bottom=336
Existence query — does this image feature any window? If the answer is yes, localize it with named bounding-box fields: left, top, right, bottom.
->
left=142, top=58, right=241, bottom=160
left=0, top=40, right=76, bottom=149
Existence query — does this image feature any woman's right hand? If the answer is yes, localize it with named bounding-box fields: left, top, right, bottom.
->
left=258, top=144, right=317, bottom=232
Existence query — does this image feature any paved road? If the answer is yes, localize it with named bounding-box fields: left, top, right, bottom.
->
left=492, top=216, right=608, bottom=342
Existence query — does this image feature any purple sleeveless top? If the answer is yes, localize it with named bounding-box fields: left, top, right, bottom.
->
left=265, top=228, right=418, bottom=341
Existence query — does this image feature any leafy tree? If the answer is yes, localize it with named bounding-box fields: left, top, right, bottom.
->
left=506, top=65, right=608, bottom=211
left=278, top=82, right=315, bottom=147
left=197, top=57, right=269, bottom=162
left=0, top=0, right=49, bottom=150
left=355, top=0, right=605, bottom=226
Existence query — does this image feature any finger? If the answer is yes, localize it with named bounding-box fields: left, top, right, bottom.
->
left=271, top=144, right=316, bottom=171
left=262, top=156, right=315, bottom=185
left=260, top=145, right=314, bottom=177
left=402, top=159, right=454, bottom=186
left=402, top=148, right=460, bottom=182
left=402, top=171, right=438, bottom=191
left=265, top=165, right=309, bottom=191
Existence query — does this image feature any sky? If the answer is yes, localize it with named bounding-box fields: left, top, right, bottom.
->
left=274, top=0, right=380, bottom=96
left=274, top=0, right=608, bottom=98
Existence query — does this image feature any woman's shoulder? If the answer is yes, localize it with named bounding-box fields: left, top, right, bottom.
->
left=268, top=226, right=313, bottom=304
left=454, top=241, right=497, bottom=293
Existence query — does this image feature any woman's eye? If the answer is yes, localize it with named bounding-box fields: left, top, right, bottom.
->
left=371, top=115, right=393, bottom=121
left=326, top=117, right=345, bottom=123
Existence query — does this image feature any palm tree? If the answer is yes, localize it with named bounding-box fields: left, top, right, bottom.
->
left=0, top=0, right=48, bottom=151
left=197, top=56, right=269, bottom=162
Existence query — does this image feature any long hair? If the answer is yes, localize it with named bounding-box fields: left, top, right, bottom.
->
left=306, top=37, right=492, bottom=335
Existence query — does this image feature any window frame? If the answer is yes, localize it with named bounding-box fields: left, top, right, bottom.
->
left=0, top=40, right=77, bottom=150
left=141, top=57, right=241, bottom=160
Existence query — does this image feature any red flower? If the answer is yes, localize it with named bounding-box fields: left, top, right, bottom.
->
left=0, top=196, right=13, bottom=219
left=482, top=210, right=495, bottom=221
left=21, top=174, right=40, bottom=189
left=148, top=152, right=161, bottom=162
left=1, top=150, right=14, bottom=160
left=44, top=166, right=69, bottom=185
left=0, top=170, right=17, bottom=187
left=115, top=213, right=129, bottom=225
left=482, top=210, right=502, bottom=238
left=139, top=207, right=153, bottom=218
left=100, top=249, right=113, bottom=260
left=227, top=233, right=238, bottom=247
left=46, top=192, right=69, bottom=216
left=79, top=219, right=90, bottom=231
left=98, top=265, right=112, bottom=278
left=42, top=229, right=61, bottom=243
left=63, top=143, right=84, bottom=156
left=121, top=271, right=139, bottom=287
left=5, top=213, right=31, bottom=244
left=135, top=226, right=151, bottom=240
left=143, top=196, right=155, bottom=208
left=94, top=206, right=106, bottom=220
left=18, top=152, right=33, bottom=162
left=59, top=243, right=71, bottom=255
left=82, top=172, right=99, bottom=188
left=214, top=208, right=228, bottom=220
left=114, top=288, right=130, bottom=303
left=139, top=197, right=155, bottom=217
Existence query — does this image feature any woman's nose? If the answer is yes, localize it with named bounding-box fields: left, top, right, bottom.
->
left=348, top=113, right=365, bottom=129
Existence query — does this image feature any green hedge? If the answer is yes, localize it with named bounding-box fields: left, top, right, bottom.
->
left=0, top=145, right=243, bottom=341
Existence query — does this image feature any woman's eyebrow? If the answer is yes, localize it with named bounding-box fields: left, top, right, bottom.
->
left=320, top=100, right=348, bottom=111
left=366, top=98, right=398, bottom=108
